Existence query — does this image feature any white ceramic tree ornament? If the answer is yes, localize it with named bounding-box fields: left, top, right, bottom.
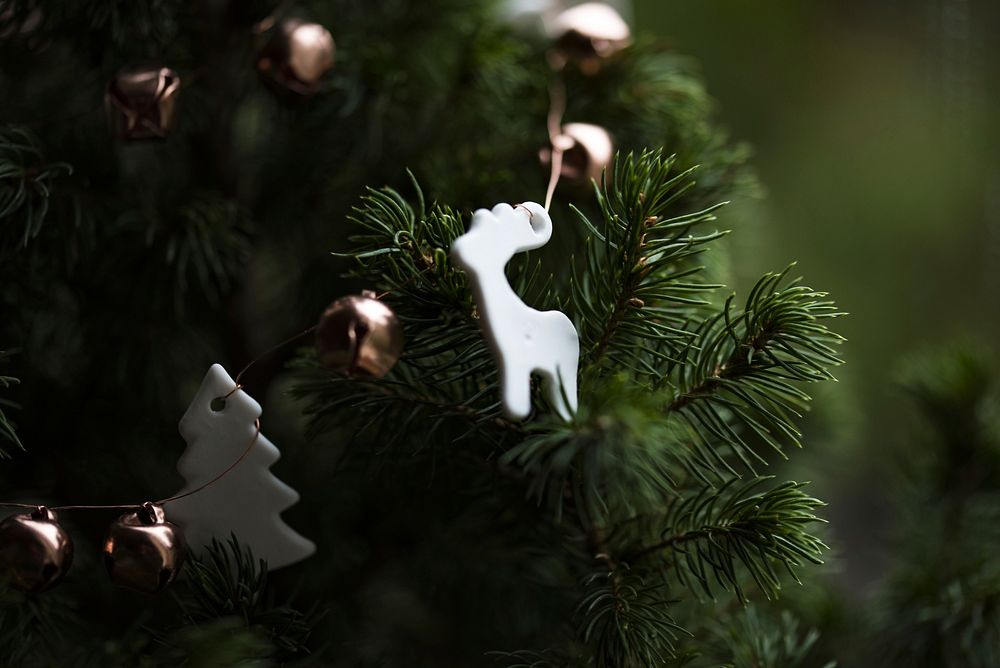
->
left=164, top=365, right=315, bottom=570
left=451, top=201, right=579, bottom=421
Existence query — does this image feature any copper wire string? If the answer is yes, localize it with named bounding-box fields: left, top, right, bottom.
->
left=0, top=324, right=319, bottom=512
left=0, top=418, right=263, bottom=512
left=543, top=76, right=567, bottom=210
left=223, top=324, right=318, bottom=399
left=156, top=418, right=261, bottom=505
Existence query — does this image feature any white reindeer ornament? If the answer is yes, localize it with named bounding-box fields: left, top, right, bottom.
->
left=451, top=201, right=579, bottom=421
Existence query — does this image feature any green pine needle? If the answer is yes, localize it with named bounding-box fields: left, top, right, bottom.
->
left=0, top=350, right=23, bottom=457
left=180, top=536, right=314, bottom=659
left=0, top=126, right=72, bottom=249
left=625, top=477, right=828, bottom=602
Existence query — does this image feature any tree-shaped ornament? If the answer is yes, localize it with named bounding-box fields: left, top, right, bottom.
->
left=451, top=201, right=579, bottom=420
left=164, top=365, right=315, bottom=570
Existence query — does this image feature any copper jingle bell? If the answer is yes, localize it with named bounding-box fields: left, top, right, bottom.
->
left=539, top=122, right=614, bottom=188
left=316, top=291, right=404, bottom=378
left=548, top=2, right=632, bottom=75
left=0, top=506, right=73, bottom=593
left=103, top=503, right=184, bottom=594
left=105, top=66, right=181, bottom=140
left=256, top=19, right=335, bottom=95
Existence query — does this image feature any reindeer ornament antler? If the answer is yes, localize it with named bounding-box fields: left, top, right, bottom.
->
left=451, top=202, right=579, bottom=421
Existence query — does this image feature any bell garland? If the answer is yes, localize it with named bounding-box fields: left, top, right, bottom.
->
left=0, top=292, right=402, bottom=594
left=6, top=2, right=630, bottom=596
left=104, top=15, right=336, bottom=141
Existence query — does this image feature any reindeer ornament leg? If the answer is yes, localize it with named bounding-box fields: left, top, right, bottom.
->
left=536, top=311, right=580, bottom=421
left=451, top=201, right=580, bottom=421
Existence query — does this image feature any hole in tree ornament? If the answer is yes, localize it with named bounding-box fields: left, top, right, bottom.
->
left=164, top=364, right=315, bottom=571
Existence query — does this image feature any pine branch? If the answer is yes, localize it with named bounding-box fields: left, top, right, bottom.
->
left=576, top=566, right=687, bottom=668
left=495, top=649, right=590, bottom=668
left=0, top=350, right=23, bottom=457
left=0, top=126, right=72, bottom=250
left=692, top=605, right=836, bottom=668
left=0, top=582, right=78, bottom=666
left=896, top=343, right=999, bottom=495
left=501, top=373, right=692, bottom=521
left=148, top=191, right=253, bottom=307
left=146, top=618, right=275, bottom=668
left=626, top=478, right=827, bottom=602
left=45, top=0, right=184, bottom=51
left=299, top=178, right=562, bottom=441
left=665, top=268, right=845, bottom=477
left=293, top=365, right=526, bottom=468
left=573, top=150, right=726, bottom=382
left=581, top=46, right=757, bottom=209
left=180, top=536, right=314, bottom=659
left=873, top=346, right=1000, bottom=667
left=877, top=563, right=1000, bottom=668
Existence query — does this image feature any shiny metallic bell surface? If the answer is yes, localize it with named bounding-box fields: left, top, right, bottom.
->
left=104, top=503, right=184, bottom=594
left=316, top=292, right=404, bottom=378
left=549, top=2, right=632, bottom=74
left=0, top=506, right=73, bottom=593
left=540, top=122, right=614, bottom=187
left=257, top=19, right=335, bottom=95
left=105, top=66, right=181, bottom=140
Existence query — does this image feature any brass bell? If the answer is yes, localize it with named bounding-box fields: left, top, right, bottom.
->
left=105, top=66, right=181, bottom=140
left=549, top=2, right=632, bottom=74
left=539, top=122, right=614, bottom=188
left=0, top=506, right=73, bottom=593
left=103, top=503, right=184, bottom=594
left=256, top=19, right=335, bottom=95
left=316, top=291, right=404, bottom=377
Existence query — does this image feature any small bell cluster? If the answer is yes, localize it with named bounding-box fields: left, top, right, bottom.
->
left=105, top=16, right=335, bottom=141
left=0, top=503, right=183, bottom=594
left=539, top=2, right=629, bottom=191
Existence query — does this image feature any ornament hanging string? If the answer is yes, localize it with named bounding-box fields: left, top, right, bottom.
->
left=0, top=323, right=325, bottom=513
left=0, top=419, right=263, bottom=513
left=543, top=76, right=567, bottom=211
left=221, top=324, right=319, bottom=400
left=0, top=416, right=264, bottom=512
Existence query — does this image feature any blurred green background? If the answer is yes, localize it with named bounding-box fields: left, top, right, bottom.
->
left=632, top=0, right=1000, bottom=591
